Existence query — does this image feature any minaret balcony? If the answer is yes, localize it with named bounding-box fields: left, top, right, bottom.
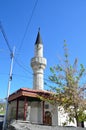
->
left=31, top=57, right=47, bottom=69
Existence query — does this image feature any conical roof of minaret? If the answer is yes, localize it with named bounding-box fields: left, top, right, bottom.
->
left=35, top=28, right=42, bottom=45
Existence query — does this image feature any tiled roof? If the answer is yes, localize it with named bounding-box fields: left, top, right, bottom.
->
left=8, top=88, right=52, bottom=101
left=21, top=87, right=51, bottom=94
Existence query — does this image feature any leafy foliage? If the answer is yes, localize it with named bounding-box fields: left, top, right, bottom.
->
left=48, top=43, right=86, bottom=126
left=0, top=100, right=6, bottom=114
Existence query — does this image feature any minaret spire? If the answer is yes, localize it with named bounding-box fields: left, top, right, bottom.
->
left=35, top=28, right=42, bottom=45
left=31, top=29, right=47, bottom=90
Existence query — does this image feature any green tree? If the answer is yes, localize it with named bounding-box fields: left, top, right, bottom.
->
left=48, top=43, right=86, bottom=127
left=0, top=103, right=6, bottom=114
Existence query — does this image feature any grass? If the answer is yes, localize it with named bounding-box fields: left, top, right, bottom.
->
left=0, top=111, right=5, bottom=115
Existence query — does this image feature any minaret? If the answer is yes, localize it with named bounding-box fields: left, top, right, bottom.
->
left=31, top=29, right=47, bottom=90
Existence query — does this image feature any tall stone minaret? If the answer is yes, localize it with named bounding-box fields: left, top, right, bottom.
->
left=31, top=29, right=47, bottom=90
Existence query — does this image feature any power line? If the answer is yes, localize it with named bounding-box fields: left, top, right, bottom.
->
left=0, top=22, right=12, bottom=53
left=12, top=0, right=39, bottom=76
left=0, top=22, right=33, bottom=77
left=18, top=0, right=38, bottom=51
left=13, top=73, right=33, bottom=80
left=14, top=57, right=33, bottom=74
left=17, top=57, right=32, bottom=73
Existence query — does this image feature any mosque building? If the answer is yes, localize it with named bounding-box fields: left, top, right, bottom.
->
left=7, top=30, right=58, bottom=126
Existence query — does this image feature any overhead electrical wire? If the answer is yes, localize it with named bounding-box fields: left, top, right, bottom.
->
left=14, top=57, right=32, bottom=74
left=0, top=22, right=12, bottom=53
left=18, top=0, right=38, bottom=51
left=0, top=22, right=32, bottom=80
left=0, top=1, right=42, bottom=85
left=13, top=0, right=38, bottom=75
left=13, top=55, right=33, bottom=76
left=13, top=73, right=33, bottom=80
left=0, top=24, right=51, bottom=86
left=1, top=0, right=39, bottom=77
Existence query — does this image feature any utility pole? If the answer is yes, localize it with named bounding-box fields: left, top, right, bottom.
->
left=0, top=22, right=15, bottom=130
left=3, top=47, right=15, bottom=130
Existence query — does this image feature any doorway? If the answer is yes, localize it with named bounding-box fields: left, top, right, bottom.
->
left=44, top=111, right=52, bottom=125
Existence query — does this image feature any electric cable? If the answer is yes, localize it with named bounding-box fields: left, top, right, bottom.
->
left=0, top=23, right=33, bottom=76
left=14, top=57, right=33, bottom=74
left=13, top=0, right=39, bottom=76
left=13, top=73, right=33, bottom=79
left=18, top=0, right=38, bottom=51
left=0, top=22, right=12, bottom=53
left=16, top=57, right=32, bottom=73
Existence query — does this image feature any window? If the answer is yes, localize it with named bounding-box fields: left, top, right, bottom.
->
left=45, top=104, right=49, bottom=109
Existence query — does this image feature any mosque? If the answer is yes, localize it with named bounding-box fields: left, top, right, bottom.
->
left=7, top=30, right=58, bottom=126
left=6, top=30, right=86, bottom=128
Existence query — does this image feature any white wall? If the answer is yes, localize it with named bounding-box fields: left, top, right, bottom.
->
left=58, top=107, right=86, bottom=127
left=30, top=101, right=42, bottom=124
left=44, top=102, right=58, bottom=125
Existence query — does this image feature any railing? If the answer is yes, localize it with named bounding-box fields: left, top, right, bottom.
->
left=31, top=57, right=47, bottom=65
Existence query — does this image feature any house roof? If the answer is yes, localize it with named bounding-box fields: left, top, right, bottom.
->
left=8, top=88, right=52, bottom=102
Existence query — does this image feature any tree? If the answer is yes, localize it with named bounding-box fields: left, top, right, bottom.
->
left=48, top=43, right=86, bottom=127
left=0, top=103, right=6, bottom=114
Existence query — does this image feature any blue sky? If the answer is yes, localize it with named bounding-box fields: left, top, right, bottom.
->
left=0, top=0, right=86, bottom=98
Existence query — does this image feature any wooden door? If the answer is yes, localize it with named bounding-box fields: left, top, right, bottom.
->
left=44, top=111, right=52, bottom=125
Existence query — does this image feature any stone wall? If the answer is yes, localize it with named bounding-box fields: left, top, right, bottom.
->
left=8, top=100, right=17, bottom=121
left=8, top=120, right=86, bottom=130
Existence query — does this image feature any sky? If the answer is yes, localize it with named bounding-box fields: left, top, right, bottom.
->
left=0, top=0, right=86, bottom=99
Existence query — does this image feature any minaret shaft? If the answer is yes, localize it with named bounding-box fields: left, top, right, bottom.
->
left=31, top=31, right=47, bottom=90
left=35, top=44, right=43, bottom=57
left=33, top=69, right=43, bottom=90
